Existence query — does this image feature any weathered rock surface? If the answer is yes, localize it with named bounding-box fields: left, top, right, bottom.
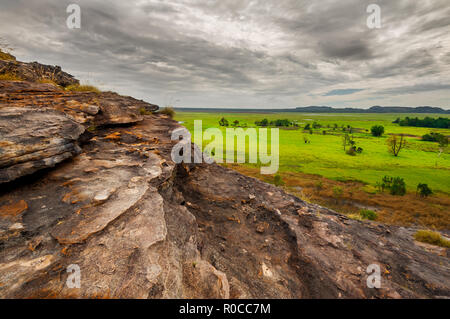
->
left=0, top=57, right=448, bottom=299
left=0, top=80, right=159, bottom=183
left=0, top=107, right=84, bottom=184
left=0, top=80, right=159, bottom=126
left=0, top=58, right=78, bottom=87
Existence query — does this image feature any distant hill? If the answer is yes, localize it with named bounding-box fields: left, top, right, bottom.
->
left=295, top=106, right=450, bottom=114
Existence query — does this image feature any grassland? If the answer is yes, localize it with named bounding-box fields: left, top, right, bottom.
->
left=175, top=111, right=450, bottom=229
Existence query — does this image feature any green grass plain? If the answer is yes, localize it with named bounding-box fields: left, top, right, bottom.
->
left=175, top=112, right=450, bottom=194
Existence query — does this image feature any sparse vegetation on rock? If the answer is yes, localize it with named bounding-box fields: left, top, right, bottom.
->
left=159, top=106, right=175, bottom=118
left=414, top=230, right=450, bottom=248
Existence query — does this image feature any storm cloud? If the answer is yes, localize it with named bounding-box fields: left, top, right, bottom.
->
left=0, top=0, right=449, bottom=109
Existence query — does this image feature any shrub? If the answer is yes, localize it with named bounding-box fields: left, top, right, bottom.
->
left=219, top=117, right=229, bottom=126
left=414, top=230, right=450, bottom=248
left=315, top=181, right=323, bottom=190
left=417, top=183, right=433, bottom=198
left=159, top=107, right=175, bottom=118
left=274, top=174, right=284, bottom=186
left=371, top=125, right=385, bottom=137
left=422, top=132, right=445, bottom=142
left=312, top=122, right=321, bottom=129
left=380, top=176, right=406, bottom=196
left=65, top=84, right=100, bottom=93
left=359, top=209, right=377, bottom=221
left=303, top=123, right=311, bottom=130
left=272, top=119, right=291, bottom=127
left=139, top=107, right=153, bottom=115
left=390, top=177, right=406, bottom=196
left=332, top=186, right=343, bottom=198
left=346, top=147, right=356, bottom=156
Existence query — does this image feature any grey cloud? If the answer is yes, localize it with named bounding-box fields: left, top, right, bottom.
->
left=0, top=0, right=449, bottom=108
left=376, top=83, right=450, bottom=96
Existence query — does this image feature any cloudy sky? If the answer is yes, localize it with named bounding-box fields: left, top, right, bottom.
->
left=1, top=0, right=449, bottom=109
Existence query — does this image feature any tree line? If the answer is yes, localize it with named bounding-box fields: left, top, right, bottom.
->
left=393, top=117, right=449, bottom=129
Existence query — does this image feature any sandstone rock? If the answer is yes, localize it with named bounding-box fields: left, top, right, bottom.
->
left=0, top=107, right=84, bottom=183
left=0, top=81, right=159, bottom=126
left=0, top=58, right=78, bottom=87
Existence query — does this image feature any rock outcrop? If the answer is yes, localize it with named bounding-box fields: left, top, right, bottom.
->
left=0, top=58, right=78, bottom=87
left=0, top=57, right=448, bottom=299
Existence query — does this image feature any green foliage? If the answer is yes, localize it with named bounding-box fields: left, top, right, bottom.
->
left=274, top=174, right=284, bottom=186
left=371, top=125, right=385, bottom=137
left=414, top=230, right=450, bottom=248
left=422, top=132, right=448, bottom=148
left=417, top=183, right=433, bottom=198
left=219, top=117, right=229, bottom=126
left=359, top=209, right=377, bottom=220
left=390, top=177, right=406, bottom=196
left=346, top=146, right=356, bottom=156
left=380, top=176, right=406, bottom=195
left=397, top=116, right=449, bottom=129
left=303, top=123, right=311, bottom=130
left=332, top=186, right=343, bottom=198
left=254, top=118, right=292, bottom=127
left=139, top=107, right=153, bottom=115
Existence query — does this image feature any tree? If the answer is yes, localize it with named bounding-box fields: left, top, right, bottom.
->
left=371, top=125, right=385, bottom=137
left=387, top=134, right=406, bottom=157
left=303, top=123, right=311, bottom=130
left=255, top=118, right=269, bottom=127
left=342, top=133, right=352, bottom=151
left=219, top=117, right=229, bottom=127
